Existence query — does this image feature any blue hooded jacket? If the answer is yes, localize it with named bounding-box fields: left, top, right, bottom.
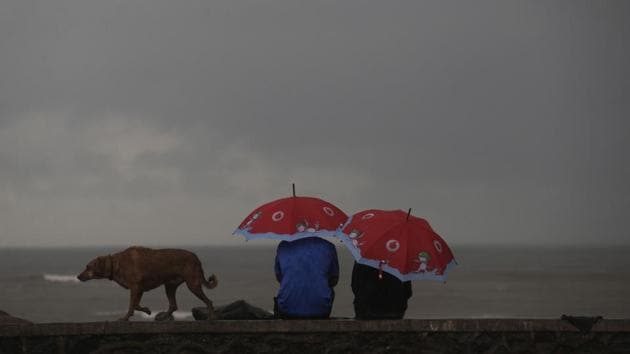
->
left=274, top=237, right=339, bottom=318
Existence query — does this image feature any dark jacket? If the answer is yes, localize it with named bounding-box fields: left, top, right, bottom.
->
left=274, top=237, right=339, bottom=318
left=351, top=262, right=412, bottom=319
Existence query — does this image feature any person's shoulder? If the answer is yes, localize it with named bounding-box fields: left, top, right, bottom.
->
left=311, top=236, right=333, bottom=244
left=320, top=240, right=338, bottom=256
left=277, top=240, right=291, bottom=252
left=314, top=237, right=336, bottom=249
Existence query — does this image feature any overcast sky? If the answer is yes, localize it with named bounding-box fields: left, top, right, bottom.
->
left=1, top=1, right=629, bottom=247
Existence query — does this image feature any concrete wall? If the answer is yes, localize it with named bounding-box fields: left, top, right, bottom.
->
left=1, top=319, right=630, bottom=354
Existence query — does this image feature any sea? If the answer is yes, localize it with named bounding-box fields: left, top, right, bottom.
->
left=1, top=244, right=629, bottom=323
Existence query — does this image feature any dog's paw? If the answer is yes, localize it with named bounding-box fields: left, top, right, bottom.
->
left=155, top=312, right=174, bottom=322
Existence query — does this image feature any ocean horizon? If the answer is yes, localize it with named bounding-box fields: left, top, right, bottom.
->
left=1, top=243, right=629, bottom=323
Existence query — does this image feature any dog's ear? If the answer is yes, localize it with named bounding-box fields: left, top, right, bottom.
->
left=78, top=257, right=102, bottom=281
left=94, top=256, right=108, bottom=273
left=85, top=257, right=98, bottom=270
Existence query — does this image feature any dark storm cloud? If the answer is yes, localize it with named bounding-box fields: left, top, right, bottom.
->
left=1, top=0, right=629, bottom=246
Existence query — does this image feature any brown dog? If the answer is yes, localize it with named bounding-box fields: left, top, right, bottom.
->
left=77, top=246, right=218, bottom=321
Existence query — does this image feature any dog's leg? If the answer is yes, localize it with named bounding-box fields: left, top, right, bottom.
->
left=135, top=304, right=151, bottom=315
left=154, top=283, right=181, bottom=322
left=119, top=287, right=142, bottom=321
left=164, top=283, right=179, bottom=315
left=186, top=282, right=217, bottom=320
left=133, top=288, right=151, bottom=315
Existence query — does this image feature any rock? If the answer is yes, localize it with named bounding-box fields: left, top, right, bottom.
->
left=561, top=315, right=604, bottom=333
left=193, top=300, right=274, bottom=320
left=192, top=307, right=214, bottom=321
left=154, top=312, right=174, bottom=322
left=0, top=310, right=32, bottom=325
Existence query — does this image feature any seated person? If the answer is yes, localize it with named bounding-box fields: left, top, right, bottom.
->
left=351, top=262, right=412, bottom=319
left=274, top=237, right=339, bottom=318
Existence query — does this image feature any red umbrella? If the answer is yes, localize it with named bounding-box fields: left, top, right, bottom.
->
left=337, top=208, right=456, bottom=281
left=233, top=185, right=348, bottom=242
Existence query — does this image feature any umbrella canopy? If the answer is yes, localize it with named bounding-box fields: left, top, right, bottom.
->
left=234, top=194, right=348, bottom=242
left=336, top=209, right=457, bottom=281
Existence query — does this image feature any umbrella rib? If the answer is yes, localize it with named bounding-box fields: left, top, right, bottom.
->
left=404, top=225, right=416, bottom=275
left=433, top=232, right=456, bottom=267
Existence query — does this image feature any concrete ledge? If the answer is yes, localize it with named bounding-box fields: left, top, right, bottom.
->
left=1, top=319, right=630, bottom=353
left=2, top=319, right=630, bottom=337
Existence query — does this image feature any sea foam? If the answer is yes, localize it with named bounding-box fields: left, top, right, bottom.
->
left=95, top=310, right=193, bottom=320
left=43, top=274, right=80, bottom=283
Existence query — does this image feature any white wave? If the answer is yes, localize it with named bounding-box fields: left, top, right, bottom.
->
left=95, top=310, right=125, bottom=317
left=43, top=274, right=80, bottom=283
left=95, top=310, right=193, bottom=320
left=140, top=311, right=193, bottom=320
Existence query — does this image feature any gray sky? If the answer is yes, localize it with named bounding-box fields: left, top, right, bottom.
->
left=1, top=1, right=629, bottom=247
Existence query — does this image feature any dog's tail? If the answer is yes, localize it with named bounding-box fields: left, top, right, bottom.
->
left=203, top=274, right=218, bottom=289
